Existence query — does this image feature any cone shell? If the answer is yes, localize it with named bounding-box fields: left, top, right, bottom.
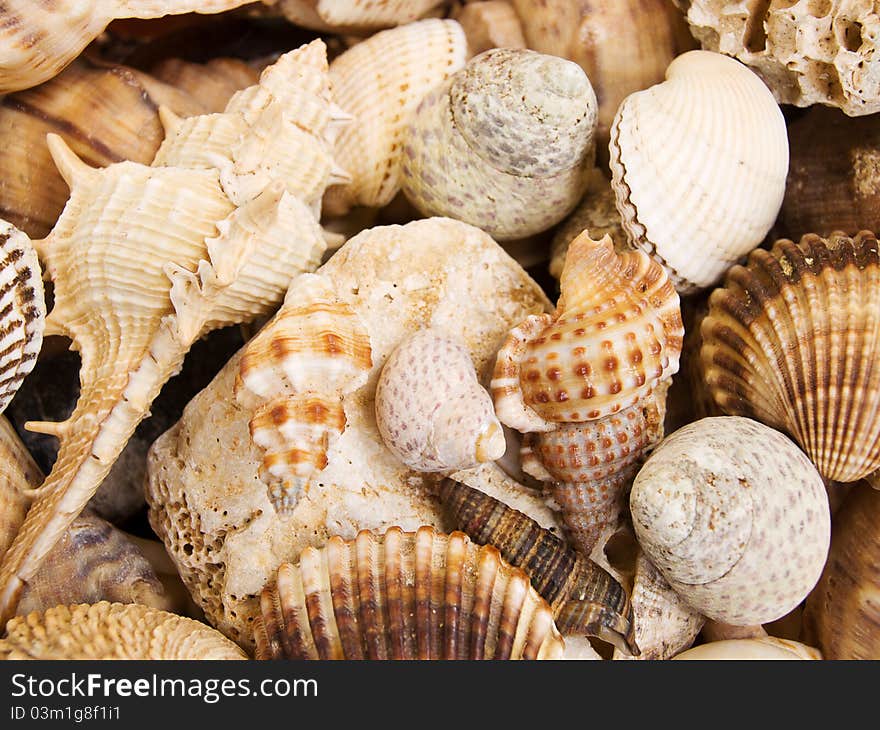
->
left=375, top=329, right=505, bottom=472
left=400, top=47, right=598, bottom=240
left=274, top=0, right=446, bottom=32
left=0, top=602, right=246, bottom=660
left=609, top=50, right=789, bottom=293
left=254, top=526, right=564, bottom=659
left=630, top=416, right=831, bottom=625
left=701, top=231, right=880, bottom=483
left=673, top=637, right=822, bottom=660
left=325, top=19, right=468, bottom=214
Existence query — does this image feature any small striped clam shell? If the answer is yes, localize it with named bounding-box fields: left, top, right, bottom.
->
left=254, top=526, right=564, bottom=659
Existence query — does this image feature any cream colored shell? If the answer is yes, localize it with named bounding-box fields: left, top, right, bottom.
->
left=274, top=0, right=447, bottom=32
left=673, top=638, right=822, bottom=660
left=454, top=1, right=526, bottom=56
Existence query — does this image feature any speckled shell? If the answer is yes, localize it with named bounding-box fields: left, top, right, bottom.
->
left=254, top=526, right=564, bottom=659
left=438, top=478, right=639, bottom=655
left=630, top=416, right=831, bottom=625
left=609, top=50, right=789, bottom=293
left=453, top=1, right=526, bottom=56
left=701, top=231, right=880, bottom=483
left=803, top=484, right=880, bottom=659
left=235, top=274, right=372, bottom=512
left=673, top=637, right=822, bottom=660
left=400, top=47, right=597, bottom=241
left=675, top=0, right=880, bottom=116
left=324, top=19, right=468, bottom=214
left=0, top=602, right=246, bottom=660
left=274, top=0, right=446, bottom=32
left=375, top=329, right=504, bottom=472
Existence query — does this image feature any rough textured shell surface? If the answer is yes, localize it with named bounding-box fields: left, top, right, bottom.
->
left=673, top=637, right=822, bottom=660
left=609, top=50, right=789, bottom=293
left=675, top=0, right=880, bottom=115
left=630, top=416, right=831, bottom=625
left=701, top=231, right=880, bottom=483
left=0, top=602, right=246, bottom=660
left=255, top=526, right=565, bottom=659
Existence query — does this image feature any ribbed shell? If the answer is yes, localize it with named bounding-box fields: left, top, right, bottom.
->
left=673, top=638, right=822, bottom=660
left=630, top=416, right=831, bottom=625
left=609, top=50, right=789, bottom=293
left=701, top=231, right=880, bottom=483
left=254, top=526, right=565, bottom=659
left=0, top=602, right=246, bottom=660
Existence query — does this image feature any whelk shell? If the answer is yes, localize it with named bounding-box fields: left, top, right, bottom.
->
left=672, top=637, right=822, bottom=660
left=254, top=526, right=565, bottom=659
left=609, top=50, right=789, bottom=293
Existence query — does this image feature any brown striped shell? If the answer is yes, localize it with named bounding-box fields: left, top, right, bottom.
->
left=254, top=526, right=564, bottom=659
left=701, top=231, right=880, bottom=483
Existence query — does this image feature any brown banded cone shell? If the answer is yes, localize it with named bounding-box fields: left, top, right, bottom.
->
left=254, top=526, right=565, bottom=659
left=701, top=231, right=880, bottom=483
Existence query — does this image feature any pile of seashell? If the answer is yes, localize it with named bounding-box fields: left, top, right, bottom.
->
left=0, top=0, right=877, bottom=661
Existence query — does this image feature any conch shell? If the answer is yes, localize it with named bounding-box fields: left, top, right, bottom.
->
left=254, top=526, right=565, bottom=659
left=0, top=41, right=344, bottom=627
left=400, top=47, right=598, bottom=241
left=609, top=50, right=789, bottom=293
left=375, top=329, right=505, bottom=472
left=0, top=602, right=246, bottom=660
left=701, top=231, right=880, bottom=483
left=673, top=637, right=822, bottom=660
left=630, top=416, right=831, bottom=625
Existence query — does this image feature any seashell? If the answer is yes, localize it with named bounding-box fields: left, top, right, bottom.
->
left=453, top=1, right=526, bottom=56
left=400, top=47, right=598, bottom=241
left=0, top=602, right=246, bottom=660
left=0, top=222, right=45, bottom=415
left=150, top=57, right=262, bottom=114
left=254, top=526, right=565, bottom=659
left=630, top=416, right=831, bottom=625
left=0, top=417, right=41, bottom=560
left=672, top=637, right=822, bottom=661
left=0, top=41, right=343, bottom=627
left=324, top=19, right=468, bottom=215
left=803, top=484, right=880, bottom=659
left=781, top=106, right=880, bottom=240
left=234, top=274, right=372, bottom=512
left=274, top=0, right=447, bottom=32
left=675, top=0, right=880, bottom=116
left=375, top=329, right=505, bottom=472
left=700, top=620, right=766, bottom=644
left=609, top=50, right=789, bottom=294
left=438, top=477, right=639, bottom=655
left=701, top=231, right=880, bottom=483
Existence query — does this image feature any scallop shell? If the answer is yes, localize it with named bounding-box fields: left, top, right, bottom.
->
left=375, top=329, right=505, bottom=472
left=673, top=637, right=822, bottom=661
left=803, top=483, right=880, bottom=659
left=254, top=526, right=565, bottom=659
left=630, top=416, right=831, bottom=625
left=234, top=274, right=372, bottom=512
left=0, top=41, right=343, bottom=627
left=609, top=50, right=789, bottom=293
left=0, top=602, right=246, bottom=660
left=675, top=0, right=880, bottom=116
left=274, top=0, right=447, bottom=32
left=324, top=19, right=468, bottom=215
left=453, top=1, right=526, bottom=56
left=0, top=0, right=258, bottom=93
left=438, top=478, right=639, bottom=655
left=400, top=47, right=598, bottom=241
left=701, top=231, right=880, bottom=483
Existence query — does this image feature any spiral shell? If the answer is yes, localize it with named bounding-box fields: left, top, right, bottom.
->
left=672, top=637, right=822, bottom=660
left=400, top=47, right=597, bottom=240
left=701, top=231, right=880, bottom=484
left=254, top=526, right=564, bottom=659
left=0, top=602, right=246, bottom=660
left=630, top=416, right=831, bottom=625
left=609, top=50, right=789, bottom=293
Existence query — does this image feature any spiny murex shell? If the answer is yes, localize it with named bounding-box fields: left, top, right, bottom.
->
left=675, top=0, right=880, bottom=116
left=255, top=526, right=565, bottom=659
left=630, top=416, right=831, bottom=625
left=0, top=602, right=246, bottom=660
left=0, top=40, right=346, bottom=627
left=375, top=328, right=505, bottom=472
left=400, top=47, right=598, bottom=241
left=609, top=50, right=789, bottom=293
left=701, top=231, right=880, bottom=484
left=672, top=637, right=822, bottom=660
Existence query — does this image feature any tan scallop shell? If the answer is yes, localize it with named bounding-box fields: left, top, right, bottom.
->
left=453, top=1, right=526, bottom=56
left=673, top=638, right=822, bottom=661
left=630, top=416, right=831, bottom=625
left=701, top=231, right=880, bottom=483
left=609, top=50, right=789, bottom=293
left=274, top=0, right=447, bottom=32
left=324, top=19, right=468, bottom=215
left=0, top=602, right=246, bottom=660
left=255, top=526, right=564, bottom=659
left=0, top=41, right=342, bottom=627
left=400, top=47, right=598, bottom=241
